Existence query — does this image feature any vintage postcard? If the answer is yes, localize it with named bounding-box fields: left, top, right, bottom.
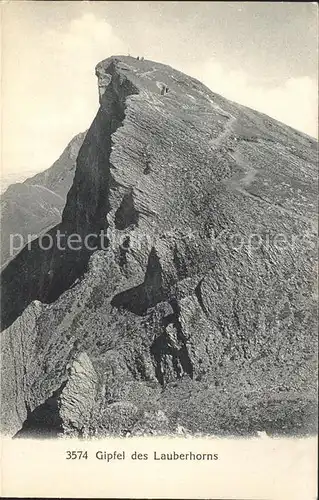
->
left=0, top=1, right=318, bottom=499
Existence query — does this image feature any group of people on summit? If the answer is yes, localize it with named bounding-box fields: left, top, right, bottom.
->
left=131, top=55, right=169, bottom=95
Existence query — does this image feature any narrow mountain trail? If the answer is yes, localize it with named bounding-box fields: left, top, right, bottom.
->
left=1, top=55, right=317, bottom=439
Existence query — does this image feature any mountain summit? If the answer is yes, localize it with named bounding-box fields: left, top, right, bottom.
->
left=1, top=56, right=317, bottom=437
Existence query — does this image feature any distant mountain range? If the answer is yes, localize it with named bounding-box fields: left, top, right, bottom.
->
left=0, top=132, right=86, bottom=268
left=1, top=171, right=41, bottom=194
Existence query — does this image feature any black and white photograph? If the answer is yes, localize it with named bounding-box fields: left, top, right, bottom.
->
left=0, top=1, right=318, bottom=498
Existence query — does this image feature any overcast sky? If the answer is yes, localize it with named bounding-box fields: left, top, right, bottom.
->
left=2, top=1, right=318, bottom=180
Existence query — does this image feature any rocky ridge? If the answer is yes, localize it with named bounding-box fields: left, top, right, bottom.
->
left=0, top=56, right=317, bottom=437
left=0, top=132, right=85, bottom=268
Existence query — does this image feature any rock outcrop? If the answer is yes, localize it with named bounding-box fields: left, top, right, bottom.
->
left=0, top=56, right=317, bottom=437
left=0, top=132, right=85, bottom=268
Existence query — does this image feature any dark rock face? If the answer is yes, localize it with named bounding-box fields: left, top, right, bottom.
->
left=0, top=132, right=85, bottom=268
left=0, top=56, right=317, bottom=437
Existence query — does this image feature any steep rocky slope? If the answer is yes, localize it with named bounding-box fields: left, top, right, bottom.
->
left=0, top=132, right=85, bottom=268
left=1, top=56, right=317, bottom=437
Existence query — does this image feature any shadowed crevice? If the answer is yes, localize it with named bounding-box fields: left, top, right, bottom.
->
left=111, top=247, right=165, bottom=315
left=14, top=381, right=67, bottom=439
left=114, top=190, right=139, bottom=230
left=150, top=298, right=194, bottom=386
